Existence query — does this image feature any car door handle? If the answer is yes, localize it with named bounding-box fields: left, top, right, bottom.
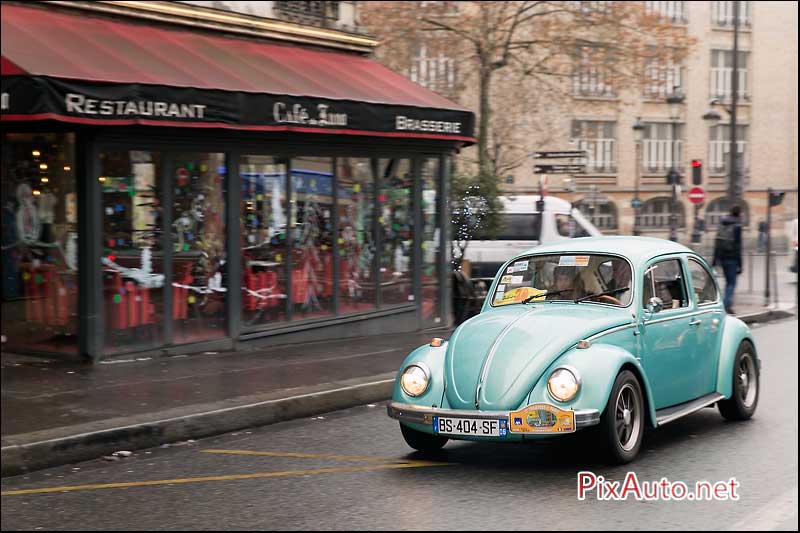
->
left=689, top=319, right=702, bottom=326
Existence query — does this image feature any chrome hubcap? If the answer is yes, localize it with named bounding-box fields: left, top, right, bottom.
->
left=615, top=383, right=641, bottom=452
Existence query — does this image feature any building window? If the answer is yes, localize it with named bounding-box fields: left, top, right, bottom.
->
left=708, top=124, right=748, bottom=175
left=241, top=156, right=289, bottom=328
left=643, top=57, right=683, bottom=99
left=710, top=50, right=750, bottom=100
left=573, top=199, right=618, bottom=230
left=642, top=122, right=684, bottom=173
left=2, top=133, right=78, bottom=354
left=337, top=158, right=377, bottom=314
left=571, top=120, right=616, bottom=173
left=712, top=1, right=751, bottom=28
left=410, top=44, right=456, bottom=93
left=571, top=1, right=613, bottom=15
left=274, top=1, right=340, bottom=27
left=377, top=158, right=414, bottom=307
left=645, top=1, right=687, bottom=23
left=290, top=157, right=335, bottom=320
left=705, top=197, right=750, bottom=228
left=638, top=197, right=685, bottom=228
left=572, top=46, right=616, bottom=98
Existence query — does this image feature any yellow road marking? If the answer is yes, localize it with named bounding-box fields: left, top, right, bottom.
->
left=1, top=461, right=452, bottom=496
left=201, top=449, right=414, bottom=463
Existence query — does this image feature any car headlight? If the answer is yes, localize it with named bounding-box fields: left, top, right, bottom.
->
left=547, top=367, right=581, bottom=402
left=400, top=363, right=430, bottom=397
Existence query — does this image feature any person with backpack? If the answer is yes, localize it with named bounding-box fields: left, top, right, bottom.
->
left=712, top=204, right=743, bottom=314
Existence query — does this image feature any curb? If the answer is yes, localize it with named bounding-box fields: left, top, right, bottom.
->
left=738, top=308, right=795, bottom=324
left=1, top=375, right=395, bottom=478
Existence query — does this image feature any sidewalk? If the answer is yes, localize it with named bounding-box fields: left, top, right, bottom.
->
left=1, top=328, right=449, bottom=476
left=2, top=285, right=796, bottom=476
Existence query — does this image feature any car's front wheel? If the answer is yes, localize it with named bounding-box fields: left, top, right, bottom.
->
left=400, top=423, right=448, bottom=453
left=599, top=370, right=645, bottom=464
left=718, top=341, right=759, bottom=421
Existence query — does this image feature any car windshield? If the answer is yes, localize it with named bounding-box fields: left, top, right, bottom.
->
left=491, top=254, right=632, bottom=307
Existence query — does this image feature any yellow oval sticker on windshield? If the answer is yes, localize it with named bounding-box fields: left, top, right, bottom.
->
left=496, top=287, right=547, bottom=305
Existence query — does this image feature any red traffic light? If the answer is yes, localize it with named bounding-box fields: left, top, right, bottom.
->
left=691, top=160, right=702, bottom=167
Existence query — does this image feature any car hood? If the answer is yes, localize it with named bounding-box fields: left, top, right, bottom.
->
left=444, top=304, right=630, bottom=411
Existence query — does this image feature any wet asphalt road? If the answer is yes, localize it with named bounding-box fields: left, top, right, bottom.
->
left=1, top=319, right=797, bottom=531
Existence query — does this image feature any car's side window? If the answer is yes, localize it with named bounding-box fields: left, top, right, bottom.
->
left=688, top=258, right=719, bottom=305
left=642, top=259, right=689, bottom=310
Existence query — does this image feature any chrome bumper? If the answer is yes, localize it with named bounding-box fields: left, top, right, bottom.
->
left=387, top=401, right=600, bottom=430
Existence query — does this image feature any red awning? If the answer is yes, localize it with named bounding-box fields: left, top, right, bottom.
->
left=1, top=3, right=474, bottom=142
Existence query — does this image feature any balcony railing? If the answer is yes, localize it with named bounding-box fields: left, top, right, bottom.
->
left=274, top=1, right=340, bottom=27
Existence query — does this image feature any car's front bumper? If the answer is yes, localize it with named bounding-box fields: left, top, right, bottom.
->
left=386, top=401, right=600, bottom=431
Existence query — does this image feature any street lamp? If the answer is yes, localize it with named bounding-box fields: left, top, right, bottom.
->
left=703, top=98, right=740, bottom=204
left=632, top=117, right=645, bottom=236
left=666, top=87, right=685, bottom=242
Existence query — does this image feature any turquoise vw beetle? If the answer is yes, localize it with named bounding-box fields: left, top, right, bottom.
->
left=388, top=237, right=760, bottom=463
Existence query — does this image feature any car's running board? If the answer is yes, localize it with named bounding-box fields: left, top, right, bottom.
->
left=655, top=393, right=725, bottom=426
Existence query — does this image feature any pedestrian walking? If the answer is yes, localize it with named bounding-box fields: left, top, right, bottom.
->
left=713, top=205, right=743, bottom=314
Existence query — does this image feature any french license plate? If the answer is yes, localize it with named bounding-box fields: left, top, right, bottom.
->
left=433, top=416, right=507, bottom=437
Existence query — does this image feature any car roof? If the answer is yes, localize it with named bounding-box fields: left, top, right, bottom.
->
left=514, top=236, right=697, bottom=268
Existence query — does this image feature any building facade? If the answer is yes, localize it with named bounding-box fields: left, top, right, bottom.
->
left=1, top=1, right=475, bottom=358
left=374, top=1, right=798, bottom=247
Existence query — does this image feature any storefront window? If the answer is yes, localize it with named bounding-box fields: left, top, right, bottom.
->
left=170, top=153, right=227, bottom=344
left=2, top=133, right=78, bottom=353
left=241, top=156, right=288, bottom=327
left=337, top=158, right=376, bottom=314
left=421, top=157, right=440, bottom=323
left=377, top=158, right=414, bottom=306
left=100, top=150, right=164, bottom=353
left=291, top=157, right=334, bottom=319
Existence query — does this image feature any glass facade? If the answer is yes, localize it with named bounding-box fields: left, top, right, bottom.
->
left=1, top=133, right=78, bottom=353
left=2, top=136, right=451, bottom=357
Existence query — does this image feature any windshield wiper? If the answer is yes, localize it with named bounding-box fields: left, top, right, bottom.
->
left=574, top=286, right=631, bottom=304
left=522, top=289, right=572, bottom=304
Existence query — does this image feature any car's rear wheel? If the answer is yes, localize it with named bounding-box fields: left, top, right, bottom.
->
left=718, top=341, right=759, bottom=421
left=400, top=423, right=448, bottom=453
left=599, top=370, right=644, bottom=464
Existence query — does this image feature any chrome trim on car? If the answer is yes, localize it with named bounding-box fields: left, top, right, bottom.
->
left=645, top=308, right=723, bottom=326
left=585, top=323, right=637, bottom=342
left=386, top=401, right=600, bottom=430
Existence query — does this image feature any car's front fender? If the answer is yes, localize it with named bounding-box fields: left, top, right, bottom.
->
left=526, top=343, right=659, bottom=428
left=392, top=342, right=448, bottom=407
left=716, top=316, right=758, bottom=399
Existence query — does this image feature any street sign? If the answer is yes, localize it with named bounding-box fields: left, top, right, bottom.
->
left=533, top=164, right=585, bottom=174
left=688, top=186, right=705, bottom=204
left=534, top=151, right=586, bottom=159
left=631, top=197, right=642, bottom=209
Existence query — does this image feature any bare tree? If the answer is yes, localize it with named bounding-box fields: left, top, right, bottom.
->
left=362, top=1, right=695, bottom=178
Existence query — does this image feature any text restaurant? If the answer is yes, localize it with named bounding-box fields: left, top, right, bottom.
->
left=0, top=3, right=475, bottom=359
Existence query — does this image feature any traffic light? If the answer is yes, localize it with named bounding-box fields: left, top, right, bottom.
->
left=769, top=190, right=785, bottom=207
left=691, top=159, right=702, bottom=185
left=666, top=170, right=681, bottom=185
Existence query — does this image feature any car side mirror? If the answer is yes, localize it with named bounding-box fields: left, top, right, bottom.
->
left=647, top=297, right=664, bottom=315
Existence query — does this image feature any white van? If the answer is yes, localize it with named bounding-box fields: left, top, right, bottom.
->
left=461, top=195, right=602, bottom=278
